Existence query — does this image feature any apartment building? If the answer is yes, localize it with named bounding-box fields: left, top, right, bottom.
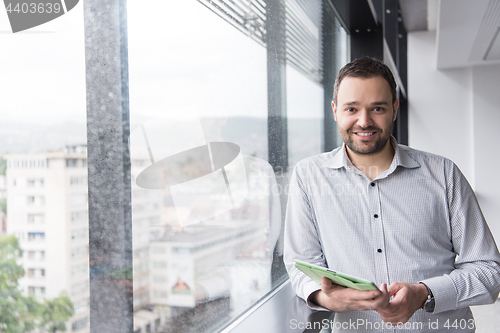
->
left=6, top=145, right=90, bottom=332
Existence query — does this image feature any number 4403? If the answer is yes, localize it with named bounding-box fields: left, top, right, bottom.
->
left=444, top=319, right=475, bottom=330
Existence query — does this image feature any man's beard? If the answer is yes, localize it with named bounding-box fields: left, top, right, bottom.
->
left=339, top=124, right=393, bottom=155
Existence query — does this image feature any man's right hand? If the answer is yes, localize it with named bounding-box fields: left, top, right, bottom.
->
left=309, top=277, right=390, bottom=312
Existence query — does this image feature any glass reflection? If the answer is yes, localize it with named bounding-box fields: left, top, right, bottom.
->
left=127, top=1, right=275, bottom=332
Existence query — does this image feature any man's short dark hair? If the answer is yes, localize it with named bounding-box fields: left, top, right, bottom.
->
left=333, top=57, right=397, bottom=105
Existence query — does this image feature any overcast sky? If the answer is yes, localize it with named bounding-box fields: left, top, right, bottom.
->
left=0, top=0, right=324, bottom=133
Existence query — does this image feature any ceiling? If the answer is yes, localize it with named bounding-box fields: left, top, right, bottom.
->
left=399, top=0, right=500, bottom=69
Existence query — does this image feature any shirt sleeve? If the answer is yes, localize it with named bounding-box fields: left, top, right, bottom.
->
left=283, top=163, right=329, bottom=310
left=420, top=161, right=500, bottom=314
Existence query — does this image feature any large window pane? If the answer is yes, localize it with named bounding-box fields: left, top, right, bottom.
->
left=0, top=5, right=88, bottom=333
left=127, top=2, right=278, bottom=332
left=287, top=65, right=324, bottom=167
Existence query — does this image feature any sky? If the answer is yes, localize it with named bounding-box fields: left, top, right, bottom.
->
left=0, top=2, right=86, bottom=125
left=0, top=0, right=325, bottom=134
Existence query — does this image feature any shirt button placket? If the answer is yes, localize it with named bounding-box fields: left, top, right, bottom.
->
left=369, top=181, right=389, bottom=284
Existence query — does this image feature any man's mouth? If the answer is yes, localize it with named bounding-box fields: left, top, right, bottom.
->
left=355, top=132, right=375, bottom=137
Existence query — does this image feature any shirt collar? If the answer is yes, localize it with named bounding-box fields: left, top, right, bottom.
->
left=323, top=136, right=420, bottom=170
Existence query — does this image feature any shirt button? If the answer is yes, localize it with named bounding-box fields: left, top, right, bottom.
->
left=374, top=214, right=379, bottom=218
left=370, top=182, right=375, bottom=187
left=377, top=249, right=382, bottom=253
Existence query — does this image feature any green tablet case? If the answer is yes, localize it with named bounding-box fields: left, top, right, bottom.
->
left=294, top=260, right=379, bottom=291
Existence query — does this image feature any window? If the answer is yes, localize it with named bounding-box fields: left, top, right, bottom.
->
left=27, top=195, right=45, bottom=206
left=71, top=264, right=88, bottom=277
left=2, top=3, right=88, bottom=332
left=28, top=214, right=45, bottom=224
left=71, top=228, right=88, bottom=242
left=72, top=246, right=88, bottom=260
left=27, top=232, right=45, bottom=241
left=66, top=159, right=78, bottom=168
left=27, top=286, right=45, bottom=296
left=70, top=176, right=86, bottom=186
left=151, top=246, right=166, bottom=254
left=153, top=290, right=167, bottom=298
left=74, top=299, right=88, bottom=314
left=27, top=251, right=46, bottom=261
left=152, top=276, right=167, bottom=283
left=71, top=281, right=89, bottom=296
left=134, top=247, right=148, bottom=258
left=28, top=251, right=36, bottom=260
left=69, top=194, right=87, bottom=207
left=71, top=211, right=88, bottom=223
left=71, top=0, right=350, bottom=331
left=72, top=317, right=88, bottom=331
left=27, top=178, right=44, bottom=188
left=152, top=261, right=167, bottom=269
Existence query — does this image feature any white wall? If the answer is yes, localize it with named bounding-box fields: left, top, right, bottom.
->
left=408, top=30, right=500, bottom=243
left=472, top=65, right=500, bottom=243
left=408, top=30, right=474, bottom=181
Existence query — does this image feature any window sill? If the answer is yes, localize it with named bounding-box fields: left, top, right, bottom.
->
left=221, top=280, right=333, bottom=333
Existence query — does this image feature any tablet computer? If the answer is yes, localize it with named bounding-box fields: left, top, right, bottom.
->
left=294, top=260, right=379, bottom=291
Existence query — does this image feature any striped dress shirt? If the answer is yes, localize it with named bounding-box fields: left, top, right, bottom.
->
left=284, top=137, right=500, bottom=332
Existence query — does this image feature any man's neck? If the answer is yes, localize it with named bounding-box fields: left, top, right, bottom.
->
left=345, top=140, right=395, bottom=180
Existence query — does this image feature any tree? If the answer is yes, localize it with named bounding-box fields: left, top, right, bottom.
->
left=0, top=156, right=6, bottom=176
left=39, top=292, right=74, bottom=333
left=0, top=235, right=40, bottom=333
left=0, top=235, right=74, bottom=333
left=0, top=198, right=6, bottom=215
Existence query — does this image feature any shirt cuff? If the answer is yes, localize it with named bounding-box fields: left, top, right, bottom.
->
left=419, top=275, right=457, bottom=314
left=303, top=280, right=329, bottom=311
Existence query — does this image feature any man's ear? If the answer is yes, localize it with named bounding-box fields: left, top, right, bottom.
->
left=332, top=101, right=337, bottom=122
left=392, top=99, right=399, bottom=121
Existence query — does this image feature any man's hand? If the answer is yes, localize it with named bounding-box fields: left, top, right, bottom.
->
left=376, top=282, right=428, bottom=325
left=309, top=277, right=390, bottom=312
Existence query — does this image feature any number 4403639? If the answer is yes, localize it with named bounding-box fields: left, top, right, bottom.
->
left=6, top=2, right=62, bottom=14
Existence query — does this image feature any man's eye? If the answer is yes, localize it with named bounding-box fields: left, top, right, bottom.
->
left=346, top=108, right=355, bottom=112
left=374, top=107, right=383, bottom=112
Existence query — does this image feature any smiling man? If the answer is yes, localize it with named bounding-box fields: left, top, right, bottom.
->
left=284, top=57, right=500, bottom=332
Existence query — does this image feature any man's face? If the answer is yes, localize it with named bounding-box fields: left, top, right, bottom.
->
left=333, top=76, right=398, bottom=156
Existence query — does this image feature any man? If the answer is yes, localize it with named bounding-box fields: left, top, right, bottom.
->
left=284, top=57, right=500, bottom=332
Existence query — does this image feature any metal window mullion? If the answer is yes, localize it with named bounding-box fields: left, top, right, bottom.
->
left=84, top=0, right=133, bottom=332
left=322, top=0, right=339, bottom=151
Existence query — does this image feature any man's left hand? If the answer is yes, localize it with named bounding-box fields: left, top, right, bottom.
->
left=376, top=282, right=428, bottom=325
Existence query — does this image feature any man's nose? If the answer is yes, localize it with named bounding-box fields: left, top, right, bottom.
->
left=357, top=110, right=372, bottom=128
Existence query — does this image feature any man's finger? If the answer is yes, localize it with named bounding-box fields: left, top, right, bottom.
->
left=387, top=282, right=404, bottom=297
left=321, top=277, right=344, bottom=293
